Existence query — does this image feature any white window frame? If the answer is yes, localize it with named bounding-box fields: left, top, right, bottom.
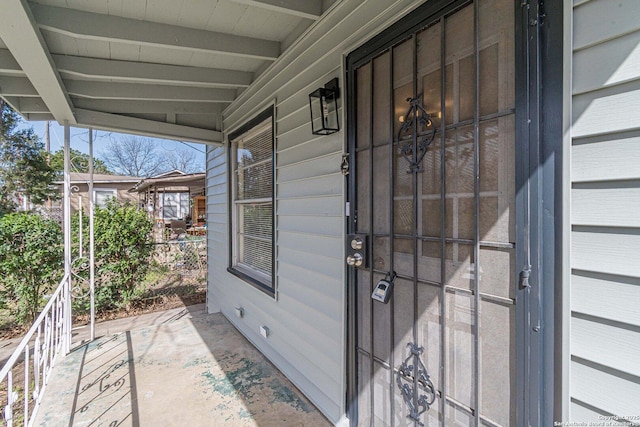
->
left=160, top=192, right=190, bottom=220
left=228, top=109, right=275, bottom=294
left=93, top=188, right=117, bottom=208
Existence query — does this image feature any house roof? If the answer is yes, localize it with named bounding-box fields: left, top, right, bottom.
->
left=130, top=172, right=205, bottom=193
left=151, top=170, right=188, bottom=179
left=55, top=172, right=141, bottom=184
left=0, top=0, right=336, bottom=144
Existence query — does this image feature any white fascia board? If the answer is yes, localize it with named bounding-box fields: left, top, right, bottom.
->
left=32, top=4, right=280, bottom=61
left=231, top=0, right=322, bottom=20
left=71, top=99, right=224, bottom=115
left=25, top=113, right=55, bottom=121
left=0, top=1, right=75, bottom=123
left=65, top=81, right=236, bottom=103
left=54, top=55, right=253, bottom=89
left=75, top=109, right=222, bottom=145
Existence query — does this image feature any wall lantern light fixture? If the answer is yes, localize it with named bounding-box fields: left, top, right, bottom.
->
left=309, top=78, right=340, bottom=135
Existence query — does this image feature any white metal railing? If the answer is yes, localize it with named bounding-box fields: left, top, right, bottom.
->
left=0, top=273, right=71, bottom=426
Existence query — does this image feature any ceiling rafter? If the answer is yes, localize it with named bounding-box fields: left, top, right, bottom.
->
left=0, top=76, right=39, bottom=97
left=71, top=99, right=223, bottom=115
left=3, top=97, right=49, bottom=113
left=74, top=109, right=222, bottom=145
left=0, top=49, right=24, bottom=75
left=53, top=55, right=253, bottom=88
left=65, top=81, right=236, bottom=103
left=31, top=4, right=281, bottom=61
left=0, top=0, right=75, bottom=123
left=231, top=0, right=322, bottom=20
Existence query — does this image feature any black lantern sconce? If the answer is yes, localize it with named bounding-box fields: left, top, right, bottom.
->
left=309, top=78, right=340, bottom=135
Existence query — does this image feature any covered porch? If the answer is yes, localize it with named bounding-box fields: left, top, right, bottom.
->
left=33, top=305, right=330, bottom=426
left=0, top=0, right=338, bottom=424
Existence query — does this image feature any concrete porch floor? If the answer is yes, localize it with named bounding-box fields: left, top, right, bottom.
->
left=34, top=305, right=331, bottom=426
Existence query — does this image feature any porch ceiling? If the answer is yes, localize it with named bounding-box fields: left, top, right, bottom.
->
left=0, top=0, right=332, bottom=144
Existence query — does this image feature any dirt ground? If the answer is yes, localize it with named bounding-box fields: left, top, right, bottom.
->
left=74, top=271, right=206, bottom=326
left=0, top=268, right=206, bottom=340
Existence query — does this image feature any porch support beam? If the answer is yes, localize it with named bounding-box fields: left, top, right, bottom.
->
left=72, top=99, right=223, bottom=115
left=65, top=81, right=236, bottom=103
left=0, top=0, right=75, bottom=123
left=88, top=129, right=95, bottom=342
left=231, top=0, right=322, bottom=19
left=74, top=109, right=222, bottom=145
left=31, top=4, right=280, bottom=60
left=54, top=55, right=253, bottom=88
left=63, top=120, right=72, bottom=354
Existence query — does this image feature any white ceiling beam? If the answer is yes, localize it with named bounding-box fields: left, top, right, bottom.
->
left=25, top=113, right=55, bottom=121
left=3, top=96, right=49, bottom=113
left=75, top=109, right=222, bottom=145
left=231, top=0, right=322, bottom=20
left=65, top=81, right=236, bottom=102
left=32, top=4, right=280, bottom=60
left=0, top=0, right=75, bottom=123
left=0, top=49, right=24, bottom=75
left=54, top=55, right=253, bottom=88
left=0, top=76, right=39, bottom=97
left=71, top=99, right=223, bottom=115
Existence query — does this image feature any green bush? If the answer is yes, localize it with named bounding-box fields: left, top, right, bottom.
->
left=0, top=212, right=63, bottom=323
left=72, top=199, right=154, bottom=313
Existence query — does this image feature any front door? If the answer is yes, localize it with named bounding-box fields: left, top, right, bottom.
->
left=347, top=0, right=517, bottom=425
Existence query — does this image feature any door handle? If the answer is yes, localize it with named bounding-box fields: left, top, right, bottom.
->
left=346, top=253, right=363, bottom=267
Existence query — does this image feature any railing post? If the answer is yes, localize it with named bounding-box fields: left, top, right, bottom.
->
left=63, top=120, right=72, bottom=354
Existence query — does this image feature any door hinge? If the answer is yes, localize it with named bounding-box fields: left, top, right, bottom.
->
left=345, top=201, right=350, bottom=217
left=519, top=266, right=532, bottom=289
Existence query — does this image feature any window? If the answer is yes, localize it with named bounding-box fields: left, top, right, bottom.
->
left=229, top=109, right=274, bottom=291
left=94, top=189, right=117, bottom=208
left=160, top=192, right=190, bottom=220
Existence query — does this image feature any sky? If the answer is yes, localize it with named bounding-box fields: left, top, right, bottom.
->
left=20, top=120, right=207, bottom=172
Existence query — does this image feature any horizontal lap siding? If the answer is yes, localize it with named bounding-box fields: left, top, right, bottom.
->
left=570, top=0, right=640, bottom=420
left=206, top=1, right=426, bottom=423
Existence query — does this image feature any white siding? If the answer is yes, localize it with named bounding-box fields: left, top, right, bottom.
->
left=570, top=0, right=640, bottom=421
left=206, top=1, right=424, bottom=423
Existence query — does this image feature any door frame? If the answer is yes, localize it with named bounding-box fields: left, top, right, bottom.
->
left=343, top=0, right=564, bottom=425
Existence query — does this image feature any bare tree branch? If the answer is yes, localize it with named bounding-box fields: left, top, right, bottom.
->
left=164, top=147, right=203, bottom=173
left=101, top=136, right=166, bottom=177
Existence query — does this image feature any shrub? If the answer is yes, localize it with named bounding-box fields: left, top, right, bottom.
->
left=0, top=212, right=63, bottom=323
left=72, top=199, right=154, bottom=313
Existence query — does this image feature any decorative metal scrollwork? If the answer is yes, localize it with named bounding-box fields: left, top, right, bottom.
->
left=396, top=342, right=436, bottom=426
left=70, top=184, right=90, bottom=301
left=71, top=256, right=91, bottom=299
left=397, top=96, right=436, bottom=173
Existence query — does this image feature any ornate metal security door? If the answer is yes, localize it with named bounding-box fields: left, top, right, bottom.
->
left=347, top=0, right=517, bottom=425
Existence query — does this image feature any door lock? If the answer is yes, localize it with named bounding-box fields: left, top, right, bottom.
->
left=346, top=253, right=363, bottom=267
left=350, top=237, right=363, bottom=250
left=346, top=234, right=368, bottom=268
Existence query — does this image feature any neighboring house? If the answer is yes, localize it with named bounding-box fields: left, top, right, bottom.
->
left=55, top=173, right=139, bottom=214
left=2, top=1, right=639, bottom=426
left=130, top=170, right=206, bottom=225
